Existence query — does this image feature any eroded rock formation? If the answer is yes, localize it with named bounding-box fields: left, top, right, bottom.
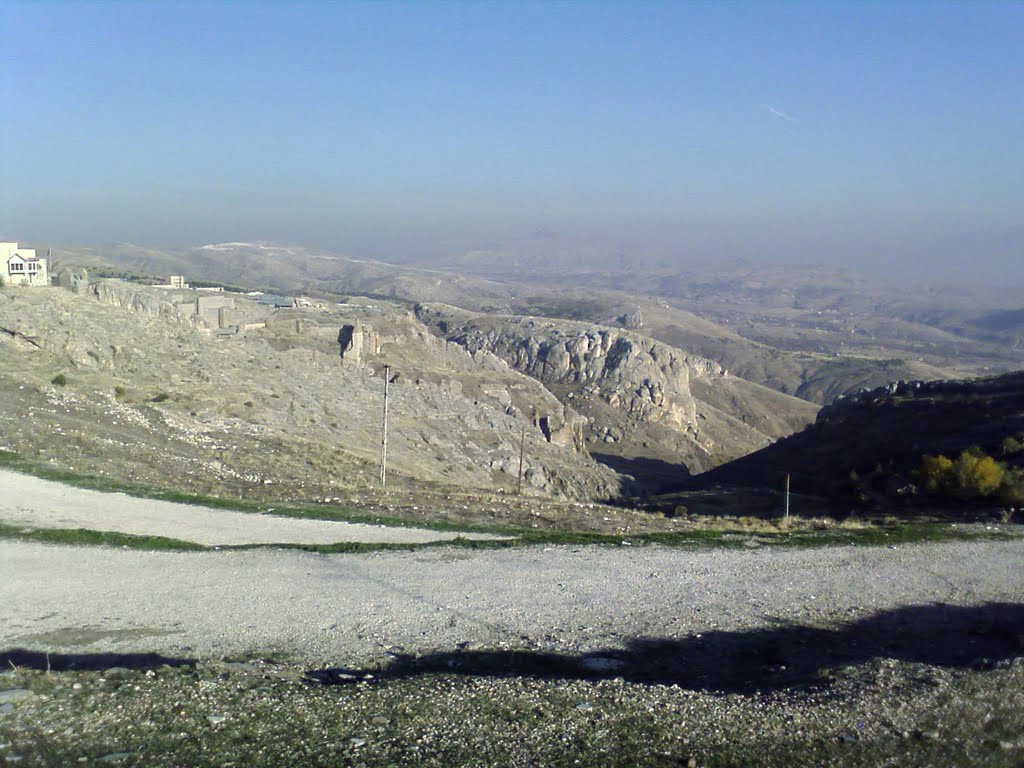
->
left=416, top=304, right=722, bottom=436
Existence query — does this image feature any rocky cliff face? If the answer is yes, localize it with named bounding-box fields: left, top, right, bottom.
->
left=89, top=280, right=181, bottom=322
left=414, top=304, right=772, bottom=488
left=417, top=305, right=722, bottom=436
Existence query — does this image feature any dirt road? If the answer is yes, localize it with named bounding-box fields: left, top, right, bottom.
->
left=3, top=535, right=1021, bottom=665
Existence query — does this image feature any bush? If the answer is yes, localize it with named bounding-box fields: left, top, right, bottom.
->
left=997, top=467, right=1024, bottom=508
left=51, top=374, right=67, bottom=387
left=1000, top=435, right=1024, bottom=456
left=114, top=386, right=126, bottom=399
left=918, top=449, right=1005, bottom=501
left=150, top=392, right=170, bottom=403
left=918, top=454, right=954, bottom=494
left=952, top=450, right=1004, bottom=497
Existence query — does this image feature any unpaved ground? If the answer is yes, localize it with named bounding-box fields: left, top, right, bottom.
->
left=2, top=520, right=1023, bottom=766
left=3, top=537, right=1021, bottom=665
left=0, top=469, right=507, bottom=546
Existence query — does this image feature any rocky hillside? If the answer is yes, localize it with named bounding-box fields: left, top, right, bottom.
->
left=46, top=242, right=1022, bottom=408
left=695, top=371, right=1024, bottom=500
left=416, top=304, right=818, bottom=487
left=0, top=281, right=621, bottom=503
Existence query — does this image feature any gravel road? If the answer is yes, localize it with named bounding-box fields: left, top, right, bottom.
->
left=0, top=469, right=505, bottom=545
left=3, top=536, right=1021, bottom=665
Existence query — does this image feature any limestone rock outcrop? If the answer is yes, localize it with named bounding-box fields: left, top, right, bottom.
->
left=88, top=280, right=179, bottom=322
left=416, top=304, right=722, bottom=435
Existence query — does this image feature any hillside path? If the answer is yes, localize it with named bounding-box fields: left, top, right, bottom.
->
left=0, top=468, right=505, bottom=546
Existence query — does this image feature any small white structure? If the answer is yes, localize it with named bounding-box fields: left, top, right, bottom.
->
left=1, top=243, right=48, bottom=286
left=154, top=275, right=190, bottom=289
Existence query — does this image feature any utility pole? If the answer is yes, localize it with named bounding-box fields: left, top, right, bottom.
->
left=380, top=365, right=390, bottom=488
left=784, top=472, right=791, bottom=520
left=516, top=425, right=526, bottom=496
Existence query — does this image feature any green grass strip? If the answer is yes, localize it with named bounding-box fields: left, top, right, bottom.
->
left=0, top=522, right=205, bottom=551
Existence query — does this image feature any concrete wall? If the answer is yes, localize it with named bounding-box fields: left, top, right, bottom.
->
left=196, top=295, right=235, bottom=328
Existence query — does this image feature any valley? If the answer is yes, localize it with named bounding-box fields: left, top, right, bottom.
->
left=2, top=244, right=1023, bottom=768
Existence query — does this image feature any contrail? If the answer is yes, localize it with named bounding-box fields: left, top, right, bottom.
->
left=766, top=104, right=797, bottom=122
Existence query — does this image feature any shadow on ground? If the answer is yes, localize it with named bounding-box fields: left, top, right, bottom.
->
left=313, top=602, right=1024, bottom=694
left=0, top=649, right=196, bottom=672
left=590, top=452, right=691, bottom=495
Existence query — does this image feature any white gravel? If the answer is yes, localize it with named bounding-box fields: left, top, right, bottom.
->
left=2, top=536, right=1021, bottom=664
left=0, top=469, right=506, bottom=545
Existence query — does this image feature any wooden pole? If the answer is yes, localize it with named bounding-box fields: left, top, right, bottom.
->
left=784, top=472, right=790, bottom=520
left=380, top=365, right=390, bottom=488
left=516, top=425, right=526, bottom=496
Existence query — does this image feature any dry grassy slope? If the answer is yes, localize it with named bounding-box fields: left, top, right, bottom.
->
left=0, top=284, right=619, bottom=502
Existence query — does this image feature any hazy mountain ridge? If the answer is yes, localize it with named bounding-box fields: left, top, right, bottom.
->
left=42, top=240, right=1024, bottom=407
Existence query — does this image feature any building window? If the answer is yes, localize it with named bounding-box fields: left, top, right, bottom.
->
left=9, top=261, right=24, bottom=272
left=27, top=262, right=38, bottom=271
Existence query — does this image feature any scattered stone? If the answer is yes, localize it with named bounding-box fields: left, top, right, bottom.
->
left=574, top=702, right=593, bottom=712
left=0, top=704, right=14, bottom=715
left=208, top=714, right=227, bottom=725
left=97, top=753, right=133, bottom=763
left=350, top=738, right=366, bottom=748
left=303, top=668, right=361, bottom=685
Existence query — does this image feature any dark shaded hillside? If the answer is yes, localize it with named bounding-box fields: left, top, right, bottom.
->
left=694, top=371, right=1024, bottom=498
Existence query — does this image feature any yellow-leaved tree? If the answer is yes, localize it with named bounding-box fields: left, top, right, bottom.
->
left=918, top=449, right=1004, bottom=499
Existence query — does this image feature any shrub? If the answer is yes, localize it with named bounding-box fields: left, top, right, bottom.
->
left=51, top=374, right=67, bottom=387
left=1000, top=435, right=1024, bottom=456
left=114, top=386, right=126, bottom=399
left=918, top=449, right=1005, bottom=501
left=952, top=450, right=1004, bottom=497
left=997, top=467, right=1024, bottom=508
left=150, top=392, right=170, bottom=403
left=918, top=454, right=954, bottom=495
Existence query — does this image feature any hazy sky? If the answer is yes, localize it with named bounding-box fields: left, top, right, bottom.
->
left=2, top=1, right=1022, bottom=284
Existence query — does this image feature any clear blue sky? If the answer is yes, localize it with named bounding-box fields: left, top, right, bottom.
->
left=2, top=1, right=1021, bottom=284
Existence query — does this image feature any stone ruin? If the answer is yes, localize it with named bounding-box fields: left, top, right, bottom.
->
left=57, top=267, right=89, bottom=293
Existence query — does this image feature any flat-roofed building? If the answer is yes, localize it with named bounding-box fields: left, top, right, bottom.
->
left=1, top=243, right=48, bottom=286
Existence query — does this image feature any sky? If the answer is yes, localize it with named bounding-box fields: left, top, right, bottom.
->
left=2, top=1, right=1022, bottom=285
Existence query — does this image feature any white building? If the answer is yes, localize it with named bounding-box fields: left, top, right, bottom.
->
left=1, top=243, right=48, bottom=286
